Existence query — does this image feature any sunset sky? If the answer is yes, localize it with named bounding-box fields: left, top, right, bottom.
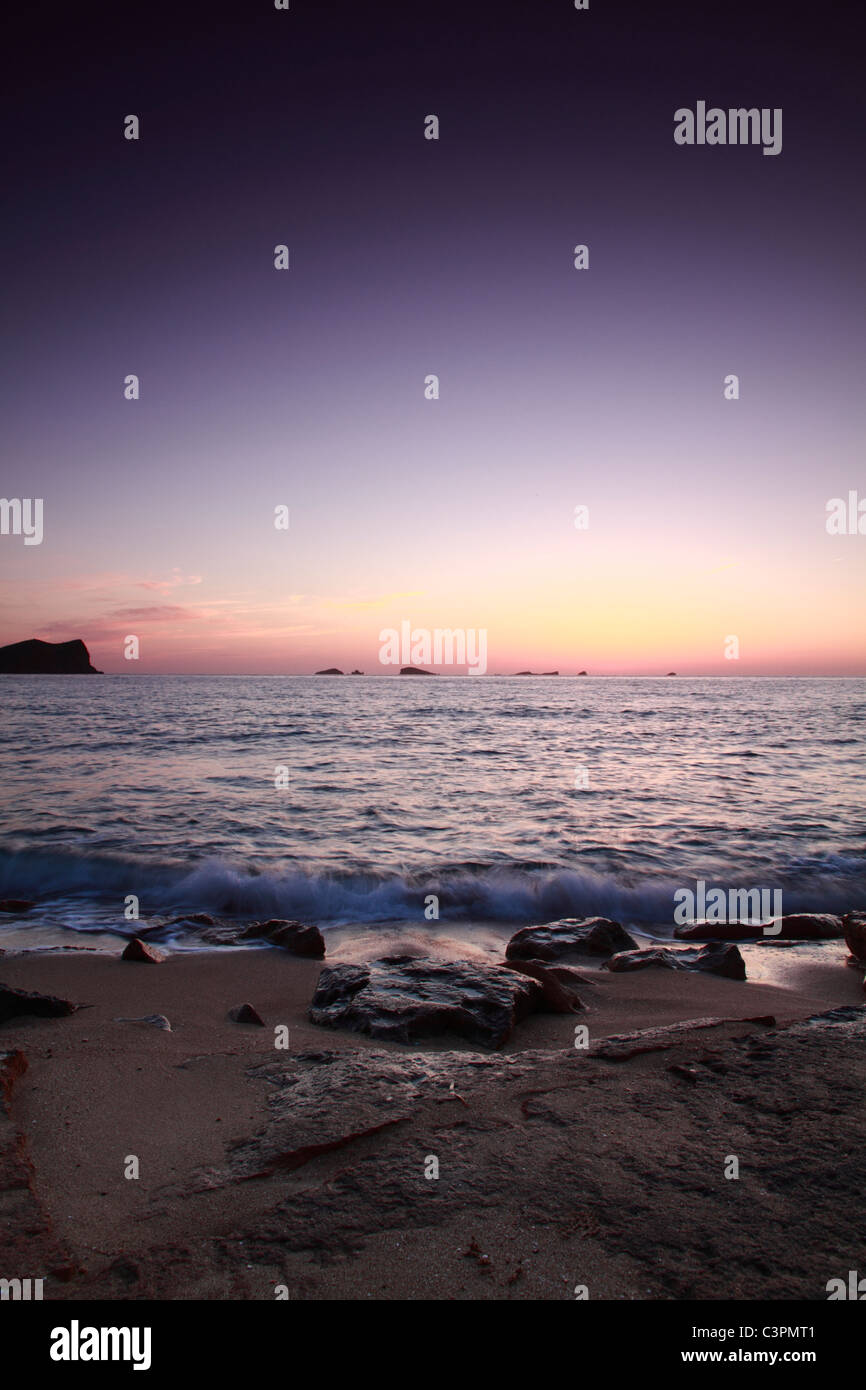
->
left=2, top=0, right=864, bottom=675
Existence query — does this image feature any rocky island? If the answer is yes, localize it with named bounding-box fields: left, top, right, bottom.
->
left=0, top=638, right=102, bottom=674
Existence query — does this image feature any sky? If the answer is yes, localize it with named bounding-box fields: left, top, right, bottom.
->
left=1, top=0, right=864, bottom=675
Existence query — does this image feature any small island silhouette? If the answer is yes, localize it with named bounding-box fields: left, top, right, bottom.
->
left=0, top=638, right=102, bottom=674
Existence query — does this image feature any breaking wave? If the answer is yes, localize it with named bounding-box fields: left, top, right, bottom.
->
left=1, top=847, right=863, bottom=936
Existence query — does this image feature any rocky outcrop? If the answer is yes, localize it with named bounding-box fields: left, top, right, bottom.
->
left=588, top=1014, right=775, bottom=1061
left=505, top=917, right=638, bottom=963
left=399, top=666, right=436, bottom=676
left=309, top=955, right=547, bottom=1048
left=170, top=1005, right=866, bottom=1302
left=201, top=919, right=325, bottom=957
left=604, top=943, right=747, bottom=980
left=0, top=638, right=102, bottom=674
left=315, top=668, right=344, bottom=675
left=5, top=1007, right=866, bottom=1300
left=674, top=913, right=843, bottom=942
left=0, top=900, right=33, bottom=913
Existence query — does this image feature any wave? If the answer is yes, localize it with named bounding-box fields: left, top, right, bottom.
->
left=1, top=847, right=864, bottom=931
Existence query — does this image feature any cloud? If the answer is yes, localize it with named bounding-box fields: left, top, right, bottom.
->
left=59, top=570, right=203, bottom=596
left=109, top=605, right=199, bottom=622
left=137, top=569, right=203, bottom=594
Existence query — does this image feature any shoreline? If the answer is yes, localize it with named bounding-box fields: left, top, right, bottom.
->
left=2, top=938, right=863, bottom=1300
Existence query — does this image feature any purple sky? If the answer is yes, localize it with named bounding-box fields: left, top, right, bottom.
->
left=2, top=0, right=864, bottom=673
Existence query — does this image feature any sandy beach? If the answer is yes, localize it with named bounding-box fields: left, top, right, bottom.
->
left=2, top=935, right=863, bottom=1301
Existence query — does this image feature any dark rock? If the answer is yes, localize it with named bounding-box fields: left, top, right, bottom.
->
left=674, top=913, right=843, bottom=942
left=399, top=666, right=436, bottom=676
left=0, top=984, right=78, bottom=1023
left=770, top=913, right=843, bottom=939
left=309, top=955, right=546, bottom=1049
left=605, top=944, right=747, bottom=980
left=350, top=670, right=363, bottom=675
left=245, top=920, right=325, bottom=957
left=166, top=912, right=215, bottom=928
left=315, top=668, right=344, bottom=675
left=843, top=911, right=866, bottom=964
left=674, top=922, right=760, bottom=942
left=0, top=900, right=34, bottom=913
left=505, top=917, right=638, bottom=963
left=121, top=937, right=165, bottom=964
left=502, top=958, right=584, bottom=1012
left=228, top=1003, right=266, bottom=1026
left=0, top=638, right=101, bottom=674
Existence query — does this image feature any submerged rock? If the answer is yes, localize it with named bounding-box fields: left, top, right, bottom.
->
left=309, top=955, right=546, bottom=1048
left=605, top=944, right=747, bottom=980
left=202, top=919, right=325, bottom=957
left=0, top=984, right=78, bottom=1023
left=505, top=917, right=638, bottom=963
left=674, top=913, right=843, bottom=942
left=0, top=900, right=34, bottom=914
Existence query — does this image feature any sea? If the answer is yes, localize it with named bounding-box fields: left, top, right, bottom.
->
left=0, top=675, right=864, bottom=953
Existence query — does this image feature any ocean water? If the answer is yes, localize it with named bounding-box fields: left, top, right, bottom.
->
left=0, top=675, right=864, bottom=947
